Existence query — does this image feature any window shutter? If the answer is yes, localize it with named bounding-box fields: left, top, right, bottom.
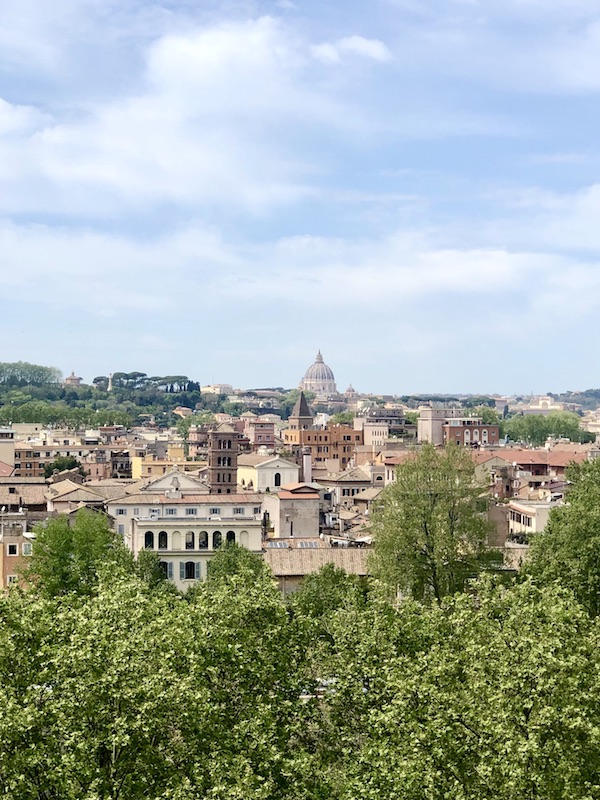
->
left=195, top=562, right=201, bottom=580
left=179, top=562, right=185, bottom=580
left=168, top=562, right=173, bottom=579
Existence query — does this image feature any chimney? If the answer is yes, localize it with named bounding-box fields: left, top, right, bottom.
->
left=302, top=447, right=312, bottom=484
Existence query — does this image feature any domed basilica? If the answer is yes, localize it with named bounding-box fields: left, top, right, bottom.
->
left=299, top=350, right=337, bottom=397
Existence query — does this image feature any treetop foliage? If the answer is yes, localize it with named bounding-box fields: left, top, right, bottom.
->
left=370, top=444, right=495, bottom=603
left=0, top=360, right=61, bottom=386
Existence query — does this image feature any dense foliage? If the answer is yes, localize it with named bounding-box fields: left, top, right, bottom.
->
left=2, top=572, right=599, bottom=796
left=504, top=410, right=594, bottom=446
left=370, top=444, right=497, bottom=602
left=525, top=457, right=600, bottom=616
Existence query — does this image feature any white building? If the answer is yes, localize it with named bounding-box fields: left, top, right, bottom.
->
left=105, top=470, right=263, bottom=591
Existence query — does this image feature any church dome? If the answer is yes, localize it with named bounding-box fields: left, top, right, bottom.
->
left=300, top=351, right=337, bottom=396
left=303, top=351, right=334, bottom=382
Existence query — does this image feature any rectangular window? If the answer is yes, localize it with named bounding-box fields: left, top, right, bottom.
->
left=233, top=507, right=245, bottom=515
left=7, top=575, right=18, bottom=585
left=165, top=508, right=177, bottom=516
left=185, top=508, right=198, bottom=516
left=253, top=507, right=261, bottom=514
left=118, top=524, right=125, bottom=535
left=133, top=507, right=140, bottom=516
left=209, top=508, right=220, bottom=515
left=22, top=542, right=32, bottom=556
left=7, top=544, right=18, bottom=556
left=116, top=508, right=126, bottom=516
left=149, top=508, right=159, bottom=516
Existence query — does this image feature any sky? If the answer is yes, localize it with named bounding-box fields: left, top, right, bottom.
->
left=2, top=0, right=600, bottom=395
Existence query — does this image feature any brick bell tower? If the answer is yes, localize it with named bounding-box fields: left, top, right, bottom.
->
left=207, top=424, right=239, bottom=494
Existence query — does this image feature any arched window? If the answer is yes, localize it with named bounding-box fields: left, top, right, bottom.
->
left=185, top=531, right=195, bottom=550
left=198, top=531, right=208, bottom=549
left=213, top=530, right=222, bottom=549
left=226, top=530, right=236, bottom=544
left=473, top=429, right=480, bottom=441
left=144, top=531, right=154, bottom=549
left=240, top=530, right=249, bottom=548
left=172, top=531, right=181, bottom=549
left=464, top=429, right=471, bottom=444
left=158, top=531, right=168, bottom=550
left=482, top=429, right=489, bottom=443
left=274, top=472, right=281, bottom=487
left=227, top=440, right=232, bottom=449
left=185, top=561, right=196, bottom=580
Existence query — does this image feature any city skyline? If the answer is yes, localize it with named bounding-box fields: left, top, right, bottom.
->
left=2, top=1, right=600, bottom=393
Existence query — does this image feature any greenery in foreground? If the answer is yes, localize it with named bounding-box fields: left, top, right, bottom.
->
left=1, top=498, right=600, bottom=799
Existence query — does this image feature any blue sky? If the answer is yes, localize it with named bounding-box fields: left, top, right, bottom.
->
left=2, top=0, right=600, bottom=394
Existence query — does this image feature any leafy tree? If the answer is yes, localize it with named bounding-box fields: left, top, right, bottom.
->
left=291, top=563, right=367, bottom=620
left=24, top=510, right=133, bottom=597
left=329, top=411, right=355, bottom=425
left=369, top=444, right=494, bottom=603
left=44, top=455, right=86, bottom=478
left=320, top=580, right=600, bottom=800
left=524, top=457, right=600, bottom=615
left=205, top=542, right=271, bottom=588
left=505, top=410, right=593, bottom=445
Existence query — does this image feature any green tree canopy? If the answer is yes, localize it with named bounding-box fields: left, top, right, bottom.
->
left=369, top=444, right=494, bottom=603
left=524, top=457, right=600, bottom=615
left=44, top=455, right=86, bottom=478
left=24, top=510, right=133, bottom=598
left=505, top=410, right=593, bottom=446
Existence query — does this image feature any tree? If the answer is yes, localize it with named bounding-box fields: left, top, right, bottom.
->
left=44, top=455, right=86, bottom=478
left=329, top=411, right=355, bottom=425
left=291, top=563, right=367, bottom=620
left=24, top=510, right=132, bottom=597
left=524, top=457, right=600, bottom=616
left=205, top=542, right=271, bottom=588
left=505, top=410, right=592, bottom=446
left=369, top=444, right=494, bottom=603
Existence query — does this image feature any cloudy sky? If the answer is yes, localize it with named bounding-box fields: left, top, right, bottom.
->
left=2, top=0, right=599, bottom=394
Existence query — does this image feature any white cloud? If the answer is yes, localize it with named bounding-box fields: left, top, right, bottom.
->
left=311, top=35, right=392, bottom=64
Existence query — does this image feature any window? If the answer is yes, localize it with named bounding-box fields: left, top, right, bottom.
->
left=118, top=524, right=125, bottom=535
left=185, top=531, right=195, bottom=550
left=7, top=544, right=18, bottom=556
left=165, top=508, right=177, bottom=516
left=158, top=531, right=168, bottom=550
left=116, top=508, right=126, bottom=516
left=7, top=575, right=18, bottom=585
left=186, top=508, right=197, bottom=516
left=274, top=472, right=281, bottom=487
left=149, top=508, right=159, bottom=517
left=233, top=507, right=245, bottom=515
left=198, top=531, right=208, bottom=549
left=159, top=561, right=173, bottom=579
left=209, top=508, right=220, bottom=515
left=133, top=507, right=140, bottom=516
left=213, top=531, right=222, bottom=549
left=182, top=561, right=200, bottom=580
left=144, top=531, right=154, bottom=549
left=22, top=542, right=32, bottom=556
left=226, top=530, right=236, bottom=544
left=253, top=507, right=261, bottom=515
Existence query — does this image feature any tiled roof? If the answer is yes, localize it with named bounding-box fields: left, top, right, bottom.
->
left=107, top=493, right=263, bottom=505
left=264, top=548, right=369, bottom=576
left=0, top=485, right=47, bottom=506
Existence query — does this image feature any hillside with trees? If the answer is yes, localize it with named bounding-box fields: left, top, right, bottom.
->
left=0, top=363, right=240, bottom=428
